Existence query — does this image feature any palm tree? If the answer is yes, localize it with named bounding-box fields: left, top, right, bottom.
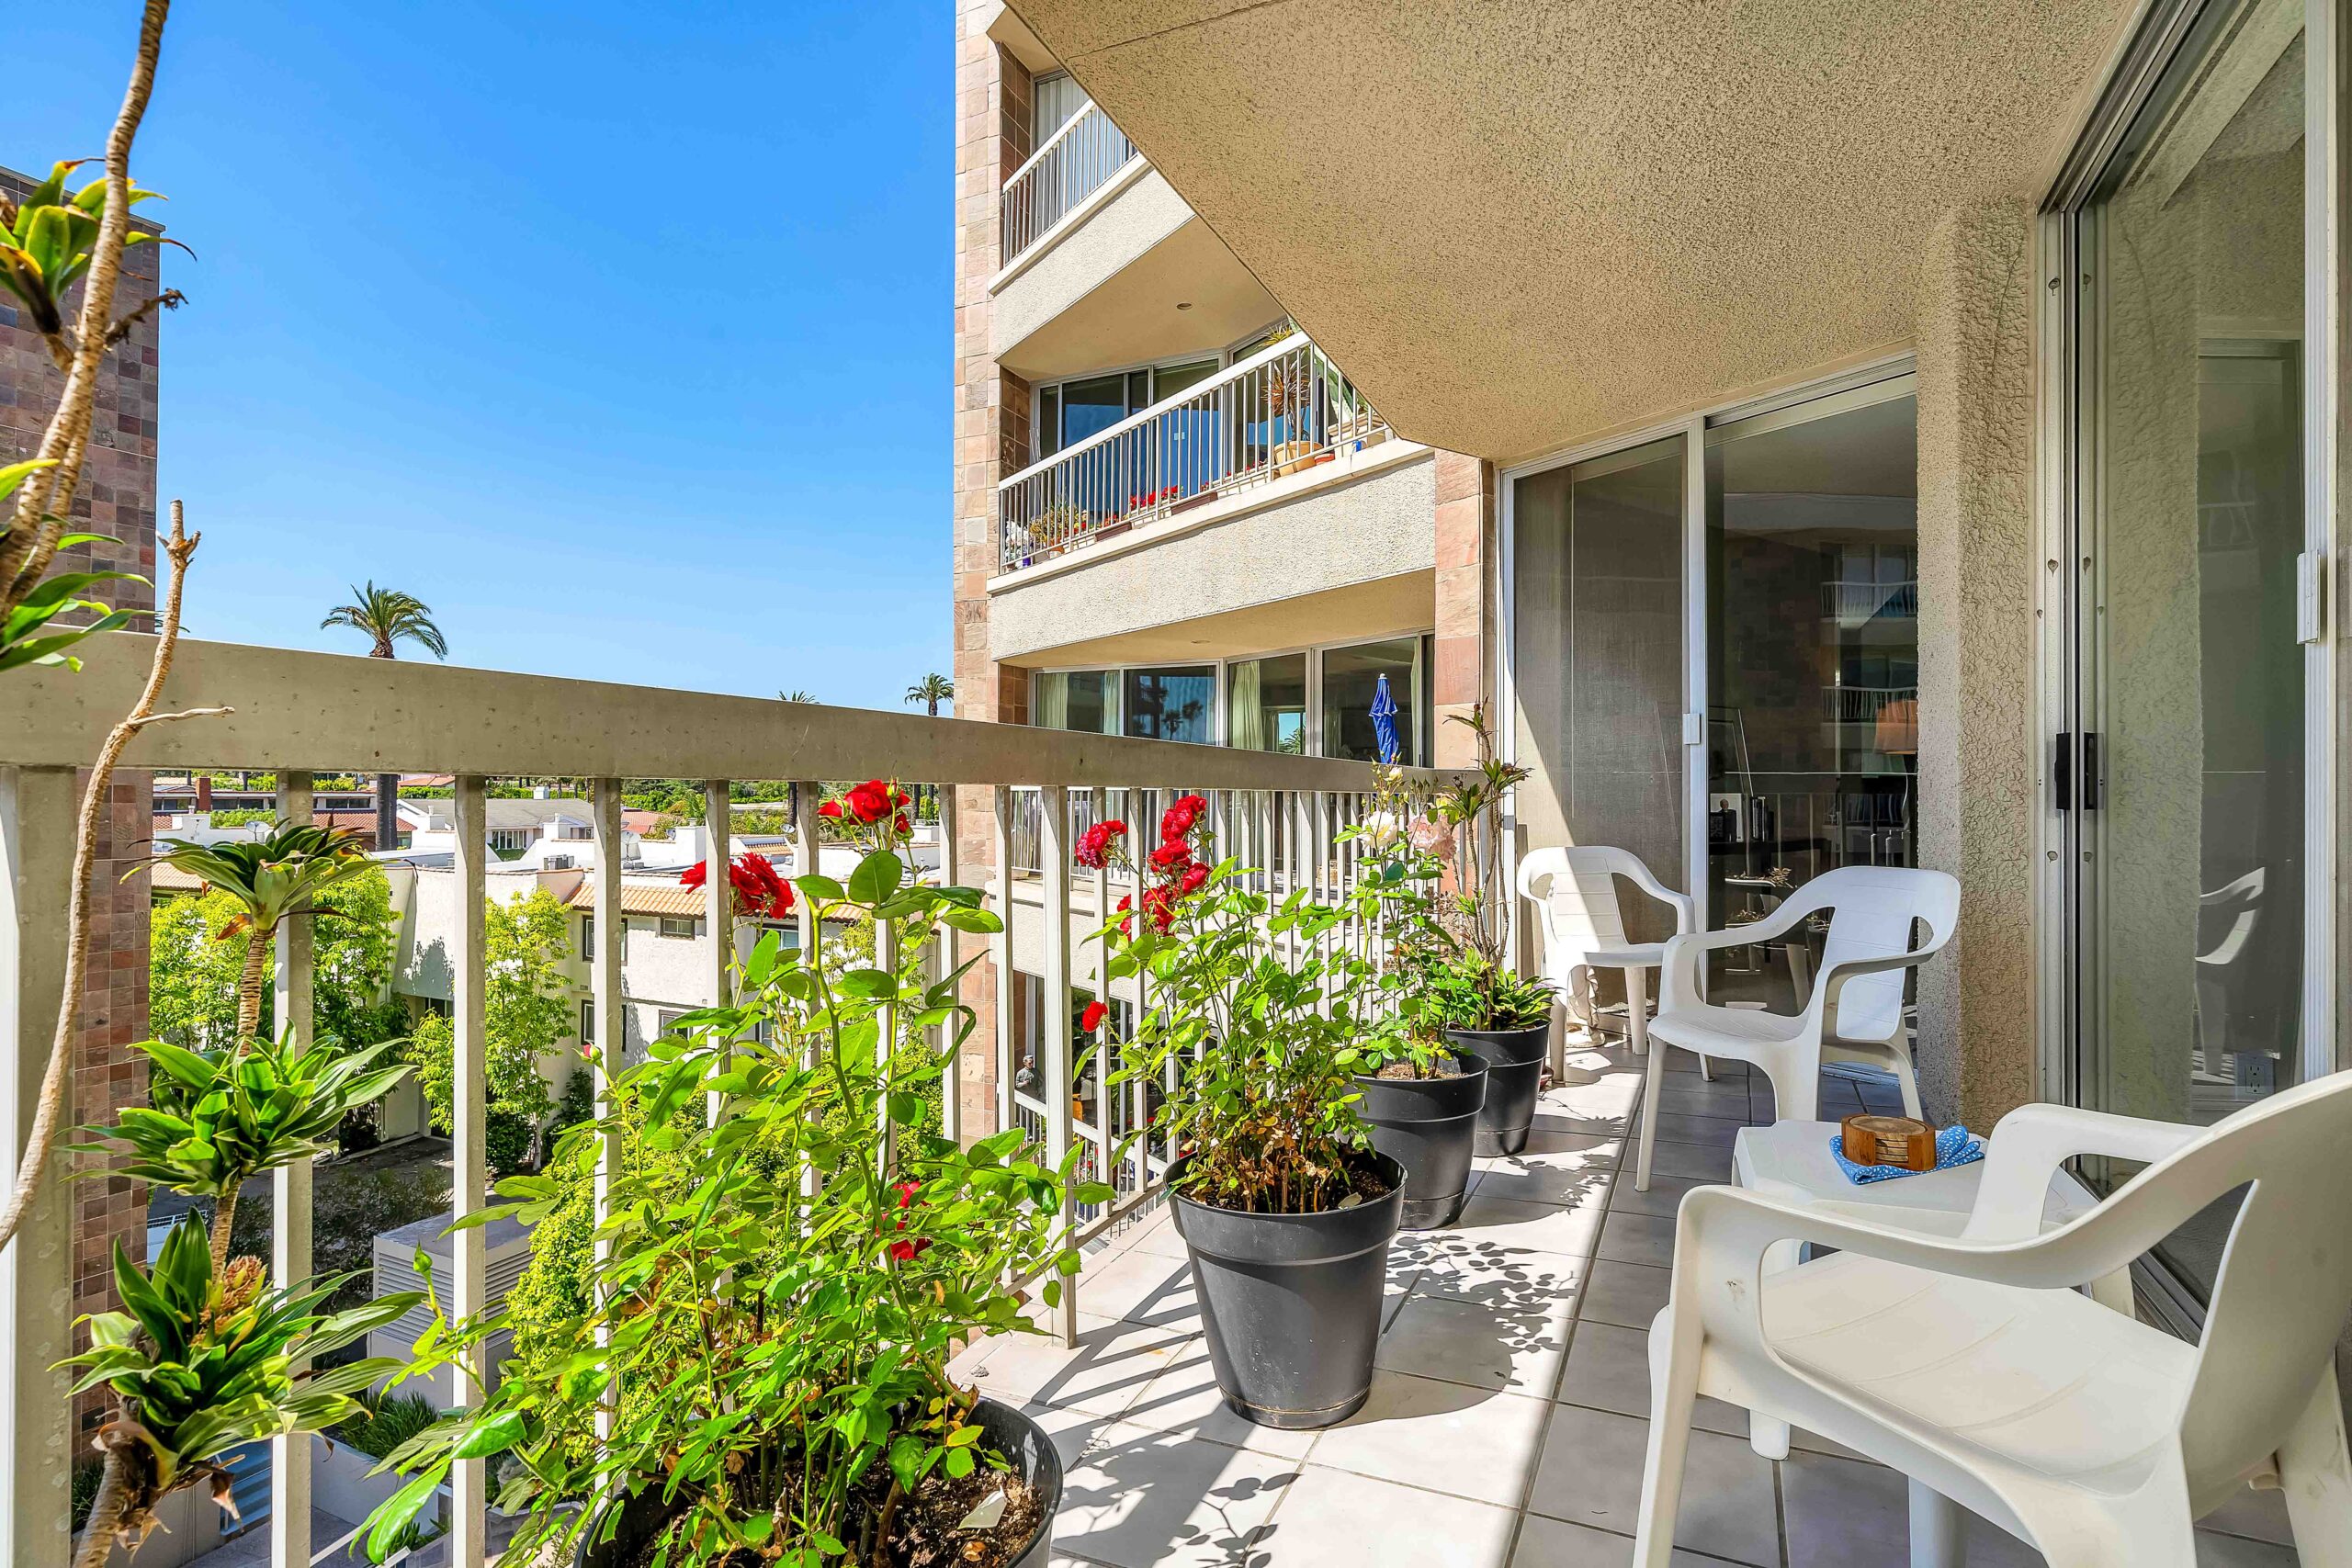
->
left=779, top=688, right=817, bottom=703
left=321, top=582, right=447, bottom=850
left=904, top=672, right=955, bottom=717
left=139, top=823, right=376, bottom=1264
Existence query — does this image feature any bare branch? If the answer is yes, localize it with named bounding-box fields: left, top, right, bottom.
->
left=0, top=499, right=207, bottom=1257
left=0, top=0, right=171, bottom=608
left=103, top=288, right=185, bottom=348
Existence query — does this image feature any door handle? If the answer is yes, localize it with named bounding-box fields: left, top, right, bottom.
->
left=2054, top=732, right=2071, bottom=811
left=2055, top=731, right=2102, bottom=813
left=2080, top=731, right=2101, bottom=811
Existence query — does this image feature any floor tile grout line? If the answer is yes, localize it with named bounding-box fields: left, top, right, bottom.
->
left=1498, top=1041, right=1646, bottom=1566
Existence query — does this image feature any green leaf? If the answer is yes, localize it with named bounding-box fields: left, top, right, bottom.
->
left=795, top=874, right=846, bottom=903
left=847, top=850, right=904, bottom=904
left=453, top=1408, right=527, bottom=1458
left=365, top=1467, right=447, bottom=1562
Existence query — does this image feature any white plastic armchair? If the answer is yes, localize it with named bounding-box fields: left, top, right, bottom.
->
left=1516, top=846, right=1695, bottom=1067
left=1637, top=865, right=1958, bottom=1191
left=1634, top=1073, right=2352, bottom=1568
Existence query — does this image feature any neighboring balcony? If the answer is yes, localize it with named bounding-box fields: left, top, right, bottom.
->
left=997, top=334, right=1396, bottom=575
left=1001, top=99, right=1138, bottom=267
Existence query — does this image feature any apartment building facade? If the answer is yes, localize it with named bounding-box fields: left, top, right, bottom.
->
left=951, top=1, right=1499, bottom=1134
left=974, top=0, right=2352, bottom=1334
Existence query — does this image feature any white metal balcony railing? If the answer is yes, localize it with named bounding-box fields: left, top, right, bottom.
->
left=999, top=333, right=1391, bottom=571
left=1827, top=682, right=1918, bottom=724
left=1821, top=579, right=1918, bottom=626
left=4, top=637, right=1461, bottom=1568
left=1000, top=98, right=1138, bottom=266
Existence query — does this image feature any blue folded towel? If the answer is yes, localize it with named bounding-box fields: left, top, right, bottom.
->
left=1829, top=1123, right=1984, bottom=1184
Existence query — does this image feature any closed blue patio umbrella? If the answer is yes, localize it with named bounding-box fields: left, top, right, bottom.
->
left=1370, top=673, right=1400, bottom=765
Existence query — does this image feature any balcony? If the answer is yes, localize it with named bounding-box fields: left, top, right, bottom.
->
left=4, top=635, right=1449, bottom=1568
left=997, top=334, right=1395, bottom=575
left=1000, top=99, right=1139, bottom=268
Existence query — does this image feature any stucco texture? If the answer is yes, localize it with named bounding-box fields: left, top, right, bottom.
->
left=1006, top=0, right=2135, bottom=465
left=1913, top=202, right=2040, bottom=1132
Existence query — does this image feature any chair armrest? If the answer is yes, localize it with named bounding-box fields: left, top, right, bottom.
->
left=1961, top=1102, right=2205, bottom=1243
left=1801, top=950, right=1931, bottom=1032
left=1618, top=857, right=1699, bottom=937
left=1668, top=1182, right=2156, bottom=1362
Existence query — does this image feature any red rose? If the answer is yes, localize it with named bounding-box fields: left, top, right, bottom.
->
left=894, top=1179, right=922, bottom=1209
left=679, top=860, right=709, bottom=890
left=1178, top=863, right=1210, bottom=897
left=844, top=780, right=893, bottom=824
left=818, top=799, right=842, bottom=819
left=1112, top=894, right=1135, bottom=934
left=888, top=1235, right=933, bottom=1262
left=894, top=813, right=911, bottom=835
left=1174, top=794, right=1207, bottom=815
left=1075, top=818, right=1128, bottom=870
left=1159, top=803, right=1196, bottom=840
left=1081, top=1000, right=1109, bottom=1033
left=1149, top=839, right=1192, bottom=873
left=1140, top=886, right=1177, bottom=933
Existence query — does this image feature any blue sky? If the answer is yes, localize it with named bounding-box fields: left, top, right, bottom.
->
left=4, top=2, right=955, bottom=709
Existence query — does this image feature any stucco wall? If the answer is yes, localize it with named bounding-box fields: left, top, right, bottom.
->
left=1913, top=201, right=2041, bottom=1130
left=989, top=167, right=1191, bottom=357
left=989, top=448, right=1438, bottom=662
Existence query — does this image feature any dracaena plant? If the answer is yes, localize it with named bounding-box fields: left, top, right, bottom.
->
left=0, top=456, right=146, bottom=673
left=359, top=819, right=1102, bottom=1568
left=140, top=823, right=379, bottom=1047
left=1416, top=705, right=1556, bottom=1030
left=77, top=1032, right=412, bottom=1270
left=62, top=1216, right=421, bottom=1568
left=1089, top=795, right=1402, bottom=1214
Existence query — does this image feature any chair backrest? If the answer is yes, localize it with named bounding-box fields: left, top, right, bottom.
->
left=2109, top=1072, right=2352, bottom=1501
left=1516, top=845, right=1685, bottom=985
left=1781, top=865, right=1961, bottom=1042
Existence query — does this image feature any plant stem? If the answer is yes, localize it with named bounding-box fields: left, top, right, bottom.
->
left=867, top=1477, right=904, bottom=1568
left=236, top=926, right=271, bottom=1044
left=71, top=1448, right=130, bottom=1568
left=0, top=503, right=225, bottom=1258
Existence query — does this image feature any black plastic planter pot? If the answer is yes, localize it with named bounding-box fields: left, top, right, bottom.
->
left=573, top=1396, right=1062, bottom=1568
left=1351, top=1053, right=1487, bottom=1228
left=1169, top=1153, right=1406, bottom=1429
left=1444, top=1023, right=1550, bottom=1156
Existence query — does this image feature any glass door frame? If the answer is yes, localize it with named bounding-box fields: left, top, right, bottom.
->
left=2037, top=0, right=2344, bottom=1130
left=1498, top=359, right=1921, bottom=953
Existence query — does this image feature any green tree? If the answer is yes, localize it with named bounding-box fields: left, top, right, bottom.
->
left=403, top=889, right=572, bottom=1172
left=904, top=671, right=955, bottom=716
left=149, top=867, right=406, bottom=1055
left=320, top=581, right=447, bottom=851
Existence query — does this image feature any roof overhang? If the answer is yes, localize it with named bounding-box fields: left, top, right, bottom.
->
left=1001, top=0, right=2139, bottom=465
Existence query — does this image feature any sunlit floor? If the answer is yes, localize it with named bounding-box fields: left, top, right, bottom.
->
left=950, top=1043, right=2305, bottom=1568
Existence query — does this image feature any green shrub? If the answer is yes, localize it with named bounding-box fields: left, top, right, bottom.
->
left=334, top=1393, right=438, bottom=1460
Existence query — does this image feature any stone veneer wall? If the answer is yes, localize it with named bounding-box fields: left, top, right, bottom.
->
left=950, top=3, right=1032, bottom=1136
left=1432, top=451, right=1495, bottom=767
left=0, top=164, right=164, bottom=1424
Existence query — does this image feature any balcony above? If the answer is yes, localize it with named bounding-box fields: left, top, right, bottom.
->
left=1000, top=99, right=1139, bottom=269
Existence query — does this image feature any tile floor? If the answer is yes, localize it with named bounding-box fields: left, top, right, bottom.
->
left=950, top=1043, right=2306, bottom=1567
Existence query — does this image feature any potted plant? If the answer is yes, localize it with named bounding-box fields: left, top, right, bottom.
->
left=1336, top=773, right=1487, bottom=1229
left=360, top=787, right=1097, bottom=1568
left=1086, top=795, right=1404, bottom=1429
left=1415, top=708, right=1558, bottom=1156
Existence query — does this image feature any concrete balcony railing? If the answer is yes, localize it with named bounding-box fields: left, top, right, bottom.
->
left=3, top=635, right=1461, bottom=1568
left=1001, top=98, right=1140, bottom=266
left=998, top=333, right=1392, bottom=572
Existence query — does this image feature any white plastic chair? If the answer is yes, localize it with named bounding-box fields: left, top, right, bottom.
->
left=1636, top=865, right=1959, bottom=1192
left=1634, top=1071, right=2352, bottom=1567
left=1516, top=846, right=1695, bottom=1070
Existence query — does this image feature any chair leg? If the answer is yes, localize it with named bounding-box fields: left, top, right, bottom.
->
left=1633, top=1320, right=1701, bottom=1567
left=1625, top=964, right=1650, bottom=1057
left=1635, top=1022, right=1668, bottom=1192
left=1747, top=1236, right=1799, bottom=1461
left=1907, top=1480, right=1968, bottom=1568
left=1889, top=1046, right=1924, bottom=1120
left=2279, top=1363, right=2352, bottom=1568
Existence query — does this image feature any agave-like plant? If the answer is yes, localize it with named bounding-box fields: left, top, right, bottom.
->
left=81, top=1032, right=411, bottom=1270
left=140, top=823, right=378, bottom=1048
left=0, top=457, right=146, bottom=674
left=63, top=1216, right=421, bottom=1568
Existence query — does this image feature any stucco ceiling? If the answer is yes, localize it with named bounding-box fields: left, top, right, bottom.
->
left=1004, top=0, right=2138, bottom=466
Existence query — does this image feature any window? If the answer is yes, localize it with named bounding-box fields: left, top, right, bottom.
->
left=1226, top=653, right=1307, bottom=752
left=1124, top=666, right=1215, bottom=745
left=1033, top=70, right=1085, bottom=148
left=1035, top=670, right=1116, bottom=734
left=657, top=915, right=700, bottom=940
left=1035, top=357, right=1221, bottom=461
left=580, top=998, right=594, bottom=1043
left=489, top=827, right=532, bottom=852
left=1320, top=637, right=1430, bottom=764
left=654, top=1008, right=685, bottom=1041
left=578, top=914, right=594, bottom=959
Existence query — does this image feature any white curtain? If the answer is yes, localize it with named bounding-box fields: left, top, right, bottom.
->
left=1227, top=660, right=1264, bottom=750
left=1036, top=672, right=1069, bottom=732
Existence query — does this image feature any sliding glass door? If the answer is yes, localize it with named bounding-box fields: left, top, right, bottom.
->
left=2061, top=0, right=2324, bottom=1301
